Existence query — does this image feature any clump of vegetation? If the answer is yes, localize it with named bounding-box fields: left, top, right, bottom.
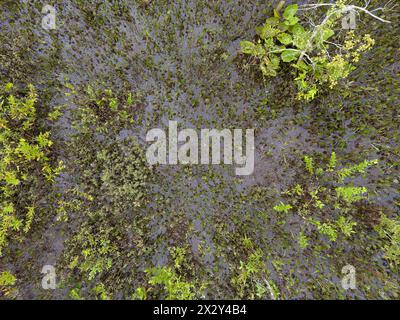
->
left=0, top=31, right=36, bottom=84
left=60, top=85, right=154, bottom=299
left=65, top=84, right=149, bottom=216
left=274, top=152, right=378, bottom=244
left=134, top=245, right=207, bottom=300
left=240, top=1, right=390, bottom=100
left=231, top=236, right=279, bottom=299
left=0, top=83, right=63, bottom=255
left=142, top=267, right=196, bottom=300
left=0, top=270, right=16, bottom=297
left=375, top=214, right=400, bottom=272
left=65, top=217, right=128, bottom=299
left=67, top=221, right=120, bottom=282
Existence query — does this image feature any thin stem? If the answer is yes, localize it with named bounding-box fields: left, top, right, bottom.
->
left=302, top=3, right=392, bottom=23
left=298, top=3, right=391, bottom=63
left=349, top=5, right=391, bottom=23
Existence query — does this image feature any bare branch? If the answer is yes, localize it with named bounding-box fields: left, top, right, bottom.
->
left=297, top=2, right=391, bottom=63
left=300, top=3, right=392, bottom=23
left=349, top=5, right=391, bottom=23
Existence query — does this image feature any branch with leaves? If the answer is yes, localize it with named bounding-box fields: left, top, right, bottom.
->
left=240, top=1, right=391, bottom=100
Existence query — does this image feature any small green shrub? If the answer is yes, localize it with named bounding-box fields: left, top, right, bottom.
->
left=67, top=223, right=118, bottom=281
left=0, top=270, right=16, bottom=287
left=133, top=245, right=207, bottom=300
left=241, top=2, right=389, bottom=100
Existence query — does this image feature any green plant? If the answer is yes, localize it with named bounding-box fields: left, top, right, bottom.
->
left=273, top=202, right=292, bottom=213
left=135, top=244, right=207, bottom=300
left=0, top=83, right=63, bottom=255
left=298, top=231, right=309, bottom=249
left=231, top=247, right=265, bottom=298
left=169, top=246, right=188, bottom=270
left=0, top=270, right=16, bottom=297
left=70, top=85, right=139, bottom=136
left=132, top=287, right=147, bottom=300
left=60, top=84, right=153, bottom=299
left=69, top=288, right=82, bottom=300
left=0, top=270, right=16, bottom=286
left=274, top=152, right=377, bottom=243
left=240, top=2, right=389, bottom=100
left=230, top=236, right=279, bottom=299
left=67, top=223, right=118, bottom=281
left=375, top=214, right=400, bottom=272
left=144, top=266, right=196, bottom=300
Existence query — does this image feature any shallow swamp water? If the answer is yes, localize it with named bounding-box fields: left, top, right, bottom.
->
left=0, top=0, right=399, bottom=299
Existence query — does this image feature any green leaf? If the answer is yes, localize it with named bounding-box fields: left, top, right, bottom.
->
left=240, top=41, right=256, bottom=55
left=256, top=24, right=281, bottom=40
left=260, top=62, right=277, bottom=77
left=292, top=28, right=310, bottom=50
left=0, top=271, right=16, bottom=286
left=263, top=37, right=274, bottom=49
left=265, top=17, right=280, bottom=26
left=273, top=202, right=292, bottom=213
left=269, top=54, right=280, bottom=68
left=127, top=93, right=133, bottom=106
left=277, top=33, right=292, bottom=45
left=109, top=98, right=118, bottom=111
left=253, top=44, right=266, bottom=57
left=5, top=172, right=20, bottom=186
left=3, top=203, right=14, bottom=214
left=284, top=16, right=299, bottom=26
left=283, top=4, right=298, bottom=19
left=240, top=41, right=266, bottom=57
left=323, top=28, right=335, bottom=41
left=281, top=50, right=299, bottom=62
left=291, top=24, right=306, bottom=36
left=4, top=83, right=13, bottom=92
left=299, top=232, right=309, bottom=249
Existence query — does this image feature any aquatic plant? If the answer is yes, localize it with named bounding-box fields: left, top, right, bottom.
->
left=375, top=214, right=400, bottom=272
left=274, top=152, right=378, bottom=243
left=0, top=83, right=63, bottom=255
left=231, top=236, right=279, bottom=300
left=133, top=245, right=206, bottom=300
left=144, top=266, right=196, bottom=300
left=60, top=85, right=154, bottom=299
left=0, top=270, right=16, bottom=297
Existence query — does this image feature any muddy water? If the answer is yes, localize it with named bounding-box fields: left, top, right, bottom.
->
left=1, top=0, right=399, bottom=299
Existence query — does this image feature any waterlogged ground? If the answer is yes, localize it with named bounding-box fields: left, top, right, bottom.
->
left=0, top=0, right=399, bottom=299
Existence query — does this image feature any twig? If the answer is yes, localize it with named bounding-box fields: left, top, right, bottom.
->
left=349, top=5, right=391, bottom=23
left=301, top=3, right=392, bottom=23
left=298, top=3, right=391, bottom=63
left=264, top=279, right=277, bottom=300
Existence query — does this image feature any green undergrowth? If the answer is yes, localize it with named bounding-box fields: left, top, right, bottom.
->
left=274, top=152, right=378, bottom=243
left=0, top=82, right=62, bottom=297
left=0, top=83, right=62, bottom=255
left=57, top=85, right=176, bottom=299
left=133, top=246, right=208, bottom=300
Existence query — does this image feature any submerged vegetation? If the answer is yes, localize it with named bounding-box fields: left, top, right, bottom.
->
left=0, top=0, right=399, bottom=300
